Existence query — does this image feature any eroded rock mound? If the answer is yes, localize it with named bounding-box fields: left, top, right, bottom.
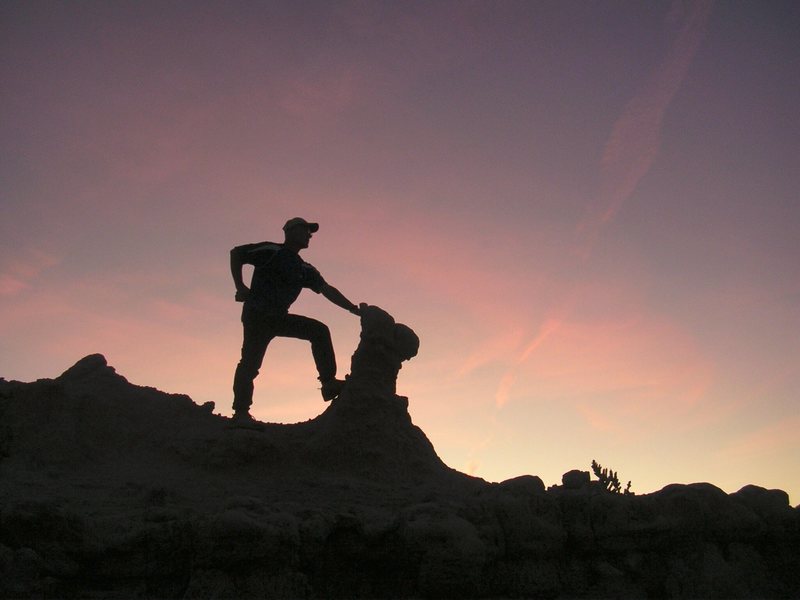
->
left=347, top=304, right=419, bottom=397
left=300, top=305, right=446, bottom=481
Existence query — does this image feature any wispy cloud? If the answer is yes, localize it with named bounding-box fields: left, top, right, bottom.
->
left=456, top=328, right=527, bottom=378
left=0, top=249, right=61, bottom=297
left=0, top=276, right=27, bottom=297
left=458, top=313, right=568, bottom=478
left=457, top=0, right=719, bottom=478
left=577, top=0, right=715, bottom=254
left=495, top=316, right=565, bottom=408
left=718, top=415, right=800, bottom=460
left=459, top=289, right=716, bottom=474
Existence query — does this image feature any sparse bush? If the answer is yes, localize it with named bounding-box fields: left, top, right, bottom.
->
left=591, top=460, right=633, bottom=495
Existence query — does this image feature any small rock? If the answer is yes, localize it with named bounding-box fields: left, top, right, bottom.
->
left=562, top=470, right=590, bottom=490
left=498, top=475, right=546, bottom=496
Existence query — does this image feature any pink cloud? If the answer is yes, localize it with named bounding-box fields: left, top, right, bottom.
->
left=0, top=276, right=28, bottom=297
left=300, top=204, right=546, bottom=331
left=494, top=370, right=517, bottom=410
left=471, top=267, right=717, bottom=435
left=456, top=328, right=527, bottom=378
left=0, top=249, right=61, bottom=297
left=495, top=316, right=566, bottom=408
left=463, top=414, right=500, bottom=477
left=517, top=317, right=566, bottom=363
left=537, top=316, right=705, bottom=382
left=574, top=403, right=617, bottom=433
left=718, top=416, right=800, bottom=460
left=577, top=0, right=715, bottom=253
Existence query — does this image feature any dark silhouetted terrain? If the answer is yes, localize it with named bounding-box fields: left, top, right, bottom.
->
left=1, top=307, right=798, bottom=598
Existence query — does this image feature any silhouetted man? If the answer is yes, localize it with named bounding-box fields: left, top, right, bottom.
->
left=230, top=217, right=360, bottom=425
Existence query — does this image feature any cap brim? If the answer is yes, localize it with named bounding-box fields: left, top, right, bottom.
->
left=307, top=222, right=319, bottom=233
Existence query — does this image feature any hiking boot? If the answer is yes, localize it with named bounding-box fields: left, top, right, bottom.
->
left=230, top=411, right=264, bottom=430
left=320, top=378, right=345, bottom=402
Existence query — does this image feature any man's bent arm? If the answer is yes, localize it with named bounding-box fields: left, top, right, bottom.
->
left=230, top=248, right=250, bottom=301
left=321, top=284, right=360, bottom=315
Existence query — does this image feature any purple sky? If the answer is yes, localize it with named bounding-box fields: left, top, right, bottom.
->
left=2, top=1, right=799, bottom=501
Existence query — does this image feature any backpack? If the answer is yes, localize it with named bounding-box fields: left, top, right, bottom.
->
left=231, top=241, right=283, bottom=268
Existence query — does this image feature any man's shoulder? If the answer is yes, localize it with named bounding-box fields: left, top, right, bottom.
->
left=236, top=241, right=283, bottom=266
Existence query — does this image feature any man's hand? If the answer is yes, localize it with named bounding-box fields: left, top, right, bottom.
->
left=235, top=288, right=250, bottom=302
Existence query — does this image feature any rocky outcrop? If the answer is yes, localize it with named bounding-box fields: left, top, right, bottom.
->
left=1, top=308, right=798, bottom=598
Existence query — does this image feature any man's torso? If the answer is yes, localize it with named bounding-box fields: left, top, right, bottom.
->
left=236, top=242, right=325, bottom=317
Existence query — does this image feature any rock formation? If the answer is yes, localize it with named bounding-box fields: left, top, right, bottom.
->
left=1, top=306, right=798, bottom=598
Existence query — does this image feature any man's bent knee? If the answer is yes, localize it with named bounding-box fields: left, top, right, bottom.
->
left=310, top=321, right=331, bottom=341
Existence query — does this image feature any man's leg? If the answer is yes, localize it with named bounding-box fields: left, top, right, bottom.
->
left=272, top=314, right=337, bottom=384
left=232, top=316, right=273, bottom=415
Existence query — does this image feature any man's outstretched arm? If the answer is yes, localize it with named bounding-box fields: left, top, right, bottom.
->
left=321, top=284, right=360, bottom=315
left=230, top=248, right=250, bottom=302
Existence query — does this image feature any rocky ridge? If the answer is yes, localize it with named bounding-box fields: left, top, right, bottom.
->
left=1, top=306, right=798, bottom=598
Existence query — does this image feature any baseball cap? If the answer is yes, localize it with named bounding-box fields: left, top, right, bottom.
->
left=282, top=217, right=319, bottom=233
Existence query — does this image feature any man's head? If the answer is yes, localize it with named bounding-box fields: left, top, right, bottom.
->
left=282, top=217, right=319, bottom=251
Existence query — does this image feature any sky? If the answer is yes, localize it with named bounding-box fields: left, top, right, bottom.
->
left=2, top=0, right=799, bottom=503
